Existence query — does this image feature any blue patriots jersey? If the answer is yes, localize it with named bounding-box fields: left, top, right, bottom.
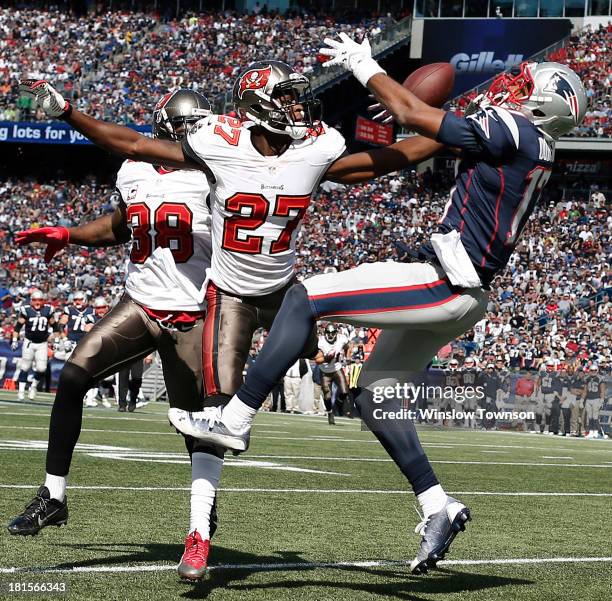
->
left=64, top=306, right=95, bottom=342
left=423, top=106, right=555, bottom=286
left=20, top=304, right=54, bottom=343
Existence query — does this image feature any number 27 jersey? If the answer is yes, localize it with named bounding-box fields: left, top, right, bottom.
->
left=184, top=116, right=346, bottom=296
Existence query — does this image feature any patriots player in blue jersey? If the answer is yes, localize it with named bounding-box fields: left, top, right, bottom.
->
left=169, top=34, right=587, bottom=574
left=59, top=291, right=95, bottom=354
left=11, top=290, right=57, bottom=401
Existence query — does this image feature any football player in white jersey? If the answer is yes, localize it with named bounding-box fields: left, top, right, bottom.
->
left=19, top=61, right=444, bottom=429
left=8, top=90, right=219, bottom=581
left=318, top=324, right=350, bottom=424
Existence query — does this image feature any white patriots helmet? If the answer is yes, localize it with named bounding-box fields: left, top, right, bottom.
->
left=484, top=61, right=587, bottom=140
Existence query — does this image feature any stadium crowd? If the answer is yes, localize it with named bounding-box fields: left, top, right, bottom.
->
left=1, top=168, right=609, bottom=374
left=0, top=6, right=392, bottom=124
left=1, top=6, right=610, bottom=135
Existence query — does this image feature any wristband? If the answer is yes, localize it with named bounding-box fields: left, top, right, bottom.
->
left=352, top=57, right=386, bottom=88
left=59, top=102, right=73, bottom=121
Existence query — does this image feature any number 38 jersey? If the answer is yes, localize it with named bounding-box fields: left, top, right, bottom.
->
left=115, top=161, right=212, bottom=311
left=184, top=116, right=346, bottom=296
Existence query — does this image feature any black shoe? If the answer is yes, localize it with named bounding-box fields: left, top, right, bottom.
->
left=210, top=495, right=218, bottom=539
left=128, top=400, right=136, bottom=413
left=327, top=411, right=335, bottom=425
left=7, top=486, right=68, bottom=536
left=118, top=401, right=127, bottom=412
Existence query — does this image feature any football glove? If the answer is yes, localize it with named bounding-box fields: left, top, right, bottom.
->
left=11, top=339, right=19, bottom=352
left=319, top=32, right=385, bottom=87
left=18, top=80, right=71, bottom=119
left=15, top=226, right=70, bottom=262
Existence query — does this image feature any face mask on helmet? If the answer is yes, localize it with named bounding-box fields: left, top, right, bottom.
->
left=234, top=62, right=322, bottom=140
left=484, top=61, right=586, bottom=139
left=153, top=89, right=212, bottom=141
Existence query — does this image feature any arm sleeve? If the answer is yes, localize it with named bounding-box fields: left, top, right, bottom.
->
left=436, top=108, right=519, bottom=160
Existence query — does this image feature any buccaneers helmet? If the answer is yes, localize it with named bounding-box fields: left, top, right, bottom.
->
left=484, top=61, right=586, bottom=139
left=153, top=89, right=212, bottom=141
left=232, top=60, right=321, bottom=139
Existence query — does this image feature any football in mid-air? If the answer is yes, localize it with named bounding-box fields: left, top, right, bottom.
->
left=403, top=62, right=455, bottom=107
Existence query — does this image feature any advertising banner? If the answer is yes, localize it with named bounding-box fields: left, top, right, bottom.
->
left=421, top=19, right=572, bottom=96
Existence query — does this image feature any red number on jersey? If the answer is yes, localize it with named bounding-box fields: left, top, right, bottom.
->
left=221, top=193, right=311, bottom=255
left=126, top=203, right=151, bottom=264
left=126, top=202, right=194, bottom=264
left=213, top=115, right=242, bottom=146
left=270, top=195, right=311, bottom=254
left=154, top=203, right=194, bottom=263
left=222, top=193, right=270, bottom=254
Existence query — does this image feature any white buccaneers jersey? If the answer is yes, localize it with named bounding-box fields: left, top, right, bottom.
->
left=115, top=160, right=212, bottom=311
left=184, top=116, right=346, bottom=295
left=318, top=334, right=349, bottom=374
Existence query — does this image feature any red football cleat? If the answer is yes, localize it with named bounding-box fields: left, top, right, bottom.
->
left=177, top=530, right=210, bottom=581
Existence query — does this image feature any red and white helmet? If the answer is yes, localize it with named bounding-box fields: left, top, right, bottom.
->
left=93, top=296, right=108, bottom=317
left=232, top=60, right=321, bottom=139
left=73, top=291, right=87, bottom=310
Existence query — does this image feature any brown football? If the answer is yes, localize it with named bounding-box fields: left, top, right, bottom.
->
left=403, top=63, right=455, bottom=108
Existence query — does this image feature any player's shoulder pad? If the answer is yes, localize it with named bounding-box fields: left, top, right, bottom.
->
left=115, top=159, right=147, bottom=193
left=466, top=105, right=521, bottom=149
left=304, top=122, right=347, bottom=164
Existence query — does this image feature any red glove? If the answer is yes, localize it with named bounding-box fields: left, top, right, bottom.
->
left=15, top=226, right=70, bottom=262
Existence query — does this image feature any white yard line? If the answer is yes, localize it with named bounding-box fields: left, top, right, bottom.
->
left=1, top=556, right=610, bottom=575
left=0, top=484, right=610, bottom=496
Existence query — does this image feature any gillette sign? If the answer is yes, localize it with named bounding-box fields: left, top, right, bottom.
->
left=421, top=19, right=571, bottom=96
left=450, top=52, right=524, bottom=74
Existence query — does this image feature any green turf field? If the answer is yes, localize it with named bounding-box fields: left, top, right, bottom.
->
left=0, top=391, right=611, bottom=601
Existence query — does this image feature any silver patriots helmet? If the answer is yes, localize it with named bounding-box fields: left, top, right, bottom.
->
left=485, top=61, right=587, bottom=139
left=232, top=60, right=322, bottom=139
left=153, top=89, right=212, bottom=141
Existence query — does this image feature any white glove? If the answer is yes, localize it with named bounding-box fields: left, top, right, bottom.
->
left=18, top=79, right=71, bottom=119
left=319, top=32, right=385, bottom=87
left=11, top=339, right=19, bottom=351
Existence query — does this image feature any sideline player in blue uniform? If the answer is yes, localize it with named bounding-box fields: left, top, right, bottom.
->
left=170, top=36, right=587, bottom=574
left=59, top=291, right=95, bottom=354
left=11, top=290, right=56, bottom=401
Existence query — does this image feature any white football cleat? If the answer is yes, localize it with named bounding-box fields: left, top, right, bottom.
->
left=168, top=407, right=250, bottom=452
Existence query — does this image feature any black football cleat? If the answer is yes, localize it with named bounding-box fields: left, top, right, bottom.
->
left=128, top=400, right=136, bottom=413
left=327, top=411, right=336, bottom=425
left=7, top=486, right=68, bottom=536
left=118, top=401, right=127, bottom=412
left=410, top=497, right=471, bottom=575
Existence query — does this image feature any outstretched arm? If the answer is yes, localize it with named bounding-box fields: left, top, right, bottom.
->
left=66, top=109, right=189, bottom=167
left=324, top=135, right=443, bottom=184
left=15, top=203, right=132, bottom=262
left=319, top=34, right=445, bottom=138
left=366, top=73, right=445, bottom=138
left=68, top=203, right=131, bottom=246
left=19, top=80, right=194, bottom=168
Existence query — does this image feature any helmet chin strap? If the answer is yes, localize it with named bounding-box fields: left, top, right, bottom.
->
left=247, top=110, right=306, bottom=140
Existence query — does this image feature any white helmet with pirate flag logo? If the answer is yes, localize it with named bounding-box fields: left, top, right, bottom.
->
left=153, top=89, right=212, bottom=141
left=484, top=61, right=586, bottom=140
left=232, top=60, right=322, bottom=139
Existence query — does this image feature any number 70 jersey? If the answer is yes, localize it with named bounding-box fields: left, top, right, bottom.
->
left=184, top=116, right=346, bottom=296
left=115, top=160, right=212, bottom=312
